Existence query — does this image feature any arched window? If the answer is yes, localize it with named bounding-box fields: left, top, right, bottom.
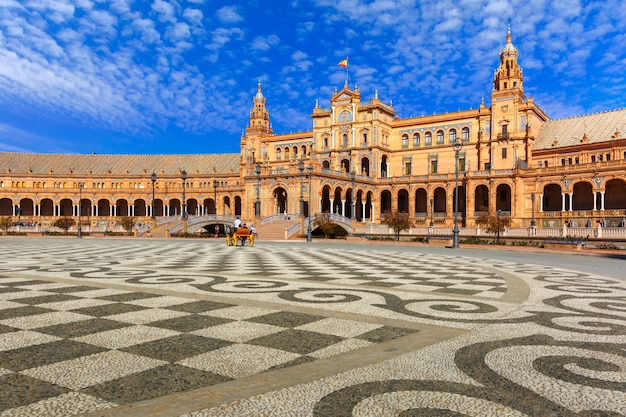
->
left=413, top=133, right=420, bottom=147
left=449, top=129, right=456, bottom=143
left=462, top=127, right=470, bottom=141
left=425, top=132, right=432, bottom=146
left=343, top=133, right=348, bottom=147
left=401, top=134, right=409, bottom=148
left=276, top=148, right=282, bottom=160
left=436, top=130, right=444, bottom=144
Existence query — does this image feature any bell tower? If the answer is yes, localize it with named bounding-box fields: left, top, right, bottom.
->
left=492, top=24, right=524, bottom=101
left=242, top=79, right=274, bottom=164
left=247, top=79, right=272, bottom=136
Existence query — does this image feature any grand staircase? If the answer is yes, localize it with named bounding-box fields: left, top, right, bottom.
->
left=257, top=219, right=302, bottom=240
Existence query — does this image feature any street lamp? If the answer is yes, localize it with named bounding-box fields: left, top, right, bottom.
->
left=452, top=138, right=462, bottom=248
left=181, top=170, right=187, bottom=234
left=530, top=192, right=537, bottom=229
left=213, top=180, right=218, bottom=216
left=255, top=162, right=261, bottom=217
left=350, top=169, right=356, bottom=235
left=298, top=160, right=305, bottom=217
left=497, top=209, right=502, bottom=244
left=151, top=172, right=156, bottom=222
left=77, top=183, right=83, bottom=238
left=181, top=170, right=187, bottom=219
left=429, top=198, right=434, bottom=228
left=307, top=164, right=313, bottom=242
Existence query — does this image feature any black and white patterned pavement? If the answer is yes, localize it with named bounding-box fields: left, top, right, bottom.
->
left=0, top=237, right=624, bottom=416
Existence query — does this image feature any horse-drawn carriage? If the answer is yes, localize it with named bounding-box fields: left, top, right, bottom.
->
left=225, top=226, right=255, bottom=246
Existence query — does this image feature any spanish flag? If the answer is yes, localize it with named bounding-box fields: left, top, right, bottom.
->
left=337, top=58, right=348, bottom=68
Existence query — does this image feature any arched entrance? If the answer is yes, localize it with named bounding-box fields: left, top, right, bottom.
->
left=273, top=187, right=288, bottom=215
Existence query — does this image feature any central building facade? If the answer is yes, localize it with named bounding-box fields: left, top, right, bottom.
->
left=1, top=29, right=625, bottom=234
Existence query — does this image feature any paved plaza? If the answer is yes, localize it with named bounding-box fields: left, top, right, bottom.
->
left=0, top=237, right=624, bottom=417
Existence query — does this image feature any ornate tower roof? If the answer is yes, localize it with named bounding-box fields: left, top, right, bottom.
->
left=493, top=25, right=524, bottom=100
left=247, top=79, right=272, bottom=136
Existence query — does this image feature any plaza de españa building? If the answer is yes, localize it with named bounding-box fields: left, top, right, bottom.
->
left=1, top=30, right=625, bottom=235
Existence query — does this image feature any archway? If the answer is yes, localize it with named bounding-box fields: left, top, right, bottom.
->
left=115, top=199, right=129, bottom=217
left=97, top=199, right=110, bottom=216
left=474, top=184, right=489, bottom=213
left=333, top=188, right=343, bottom=214
left=414, top=188, right=427, bottom=216
left=572, top=182, right=593, bottom=210
left=360, top=157, right=370, bottom=176
left=380, top=190, right=392, bottom=214
left=133, top=199, right=147, bottom=217
left=0, top=198, right=11, bottom=215
left=273, top=187, right=288, bottom=215
left=40, top=198, right=54, bottom=216
left=605, top=179, right=626, bottom=209
left=187, top=198, right=198, bottom=216
left=542, top=184, right=562, bottom=211
left=397, top=189, right=409, bottom=213
left=19, top=198, right=34, bottom=216
left=380, top=155, right=388, bottom=178
left=433, top=187, right=446, bottom=214
left=495, top=184, right=511, bottom=212
left=321, top=185, right=332, bottom=212
left=59, top=199, right=72, bottom=216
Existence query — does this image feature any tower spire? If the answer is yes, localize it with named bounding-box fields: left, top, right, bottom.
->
left=492, top=26, right=524, bottom=99
left=247, top=79, right=272, bottom=136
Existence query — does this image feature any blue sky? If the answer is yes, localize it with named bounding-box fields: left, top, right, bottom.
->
left=1, top=0, right=625, bottom=155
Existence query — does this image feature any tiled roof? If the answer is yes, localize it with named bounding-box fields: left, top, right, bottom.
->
left=0, top=153, right=240, bottom=176
left=534, top=108, right=626, bottom=150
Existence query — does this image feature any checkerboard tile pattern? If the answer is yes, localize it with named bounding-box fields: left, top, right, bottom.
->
left=0, top=279, right=417, bottom=415
left=148, top=246, right=508, bottom=298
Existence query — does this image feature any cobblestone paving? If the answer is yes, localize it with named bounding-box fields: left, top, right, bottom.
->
left=0, top=237, right=624, bottom=417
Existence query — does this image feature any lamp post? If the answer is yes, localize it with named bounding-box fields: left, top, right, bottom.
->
left=255, top=162, right=261, bottom=217
left=213, top=180, right=218, bottom=216
left=151, top=172, right=156, bottom=227
left=350, top=170, right=356, bottom=235
left=452, top=139, right=462, bottom=248
left=428, top=197, right=434, bottom=237
left=496, top=209, right=502, bottom=244
left=298, top=160, right=305, bottom=217
left=307, top=164, right=313, bottom=242
left=530, top=192, right=537, bottom=229
left=181, top=170, right=187, bottom=234
left=77, top=183, right=83, bottom=238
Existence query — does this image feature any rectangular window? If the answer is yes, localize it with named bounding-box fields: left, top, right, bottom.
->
left=502, top=148, right=507, bottom=159
left=458, top=158, right=466, bottom=172
left=363, top=133, right=367, bottom=143
left=485, top=163, right=491, bottom=170
left=430, top=160, right=438, bottom=174
left=404, top=162, right=411, bottom=176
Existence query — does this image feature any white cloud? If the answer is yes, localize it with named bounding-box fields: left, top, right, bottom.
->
left=250, top=35, right=280, bottom=52
left=151, top=0, right=176, bottom=23
left=216, top=6, right=242, bottom=23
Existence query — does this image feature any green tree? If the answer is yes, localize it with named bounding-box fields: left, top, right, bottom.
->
left=119, top=216, right=136, bottom=235
left=381, top=210, right=414, bottom=241
left=478, top=212, right=511, bottom=244
left=0, top=216, right=12, bottom=234
left=53, top=217, right=76, bottom=234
